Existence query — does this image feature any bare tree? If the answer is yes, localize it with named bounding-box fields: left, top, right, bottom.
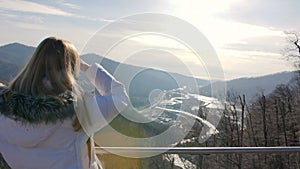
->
left=285, top=32, right=300, bottom=68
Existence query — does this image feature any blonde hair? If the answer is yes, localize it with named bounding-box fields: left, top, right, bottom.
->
left=8, top=37, right=82, bottom=130
left=9, top=37, right=80, bottom=95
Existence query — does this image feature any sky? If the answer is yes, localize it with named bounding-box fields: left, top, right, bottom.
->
left=0, top=0, right=299, bottom=80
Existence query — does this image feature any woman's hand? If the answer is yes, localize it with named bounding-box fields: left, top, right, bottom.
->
left=80, top=59, right=90, bottom=72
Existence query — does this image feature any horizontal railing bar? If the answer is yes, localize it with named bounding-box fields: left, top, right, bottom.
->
left=95, top=147, right=300, bottom=155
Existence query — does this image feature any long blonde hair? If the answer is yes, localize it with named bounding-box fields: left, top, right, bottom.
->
left=9, top=37, right=80, bottom=95
left=8, top=37, right=82, bottom=130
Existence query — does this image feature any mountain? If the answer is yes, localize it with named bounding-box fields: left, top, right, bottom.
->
left=0, top=42, right=295, bottom=102
left=0, top=43, right=209, bottom=105
left=199, top=71, right=295, bottom=101
left=0, top=42, right=34, bottom=65
left=0, top=43, right=35, bottom=83
left=81, top=54, right=208, bottom=99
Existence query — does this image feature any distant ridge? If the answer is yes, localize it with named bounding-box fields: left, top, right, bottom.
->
left=199, top=71, right=295, bottom=101
left=0, top=42, right=295, bottom=100
left=0, top=42, right=35, bottom=66
left=81, top=53, right=209, bottom=97
left=0, top=43, right=209, bottom=95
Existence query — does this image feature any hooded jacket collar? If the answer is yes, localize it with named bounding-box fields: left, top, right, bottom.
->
left=0, top=86, right=76, bottom=124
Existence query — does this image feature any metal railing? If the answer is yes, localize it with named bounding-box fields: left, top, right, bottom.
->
left=96, top=146, right=300, bottom=155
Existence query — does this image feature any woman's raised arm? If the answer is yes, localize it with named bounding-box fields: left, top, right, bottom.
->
left=78, top=61, right=129, bottom=136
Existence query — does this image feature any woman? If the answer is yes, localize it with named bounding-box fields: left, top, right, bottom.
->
left=0, top=37, right=129, bottom=169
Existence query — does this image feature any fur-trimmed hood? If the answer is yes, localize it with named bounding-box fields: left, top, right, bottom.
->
left=0, top=85, right=77, bottom=149
left=0, top=86, right=76, bottom=124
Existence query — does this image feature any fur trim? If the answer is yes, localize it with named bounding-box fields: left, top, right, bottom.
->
left=0, top=86, right=76, bottom=124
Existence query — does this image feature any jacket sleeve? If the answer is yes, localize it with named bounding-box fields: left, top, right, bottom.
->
left=79, top=63, right=129, bottom=136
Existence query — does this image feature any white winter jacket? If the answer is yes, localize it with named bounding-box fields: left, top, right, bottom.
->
left=0, top=63, right=129, bottom=169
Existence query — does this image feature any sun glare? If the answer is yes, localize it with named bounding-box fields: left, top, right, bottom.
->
left=169, top=0, right=241, bottom=18
left=166, top=0, right=284, bottom=60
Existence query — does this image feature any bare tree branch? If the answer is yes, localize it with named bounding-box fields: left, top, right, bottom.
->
left=292, top=33, right=300, bottom=55
left=284, top=31, right=300, bottom=69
